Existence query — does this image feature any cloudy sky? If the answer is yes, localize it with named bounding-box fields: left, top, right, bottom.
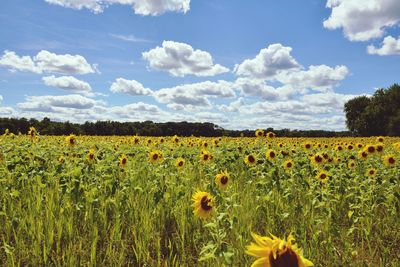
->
left=0, top=0, right=399, bottom=130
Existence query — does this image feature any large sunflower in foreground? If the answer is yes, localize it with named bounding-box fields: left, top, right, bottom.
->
left=246, top=232, right=313, bottom=267
left=192, top=191, right=214, bottom=219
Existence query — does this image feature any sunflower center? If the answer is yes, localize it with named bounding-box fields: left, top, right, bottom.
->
left=178, top=161, right=183, bottom=167
left=203, top=154, right=209, bottom=161
left=220, top=176, right=228, bottom=185
left=388, top=157, right=395, bottom=164
left=153, top=153, right=158, bottom=160
left=270, top=152, right=275, bottom=158
left=286, top=162, right=292, bottom=168
left=70, top=138, right=75, bottom=144
left=315, top=156, right=322, bottom=162
left=320, top=174, right=327, bottom=179
left=369, top=170, right=375, bottom=175
left=269, top=247, right=299, bottom=267
left=122, top=158, right=127, bottom=165
left=248, top=155, right=255, bottom=163
left=89, top=154, right=94, bottom=160
left=200, top=196, right=212, bottom=211
left=377, top=146, right=383, bottom=152
left=368, top=146, right=375, bottom=153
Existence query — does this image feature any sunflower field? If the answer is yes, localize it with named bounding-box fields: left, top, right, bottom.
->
left=0, top=130, right=399, bottom=266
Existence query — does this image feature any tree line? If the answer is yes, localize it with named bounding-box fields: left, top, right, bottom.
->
left=344, top=83, right=400, bottom=136
left=0, top=117, right=351, bottom=137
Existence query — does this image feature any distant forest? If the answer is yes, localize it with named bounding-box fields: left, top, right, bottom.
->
left=0, top=117, right=352, bottom=137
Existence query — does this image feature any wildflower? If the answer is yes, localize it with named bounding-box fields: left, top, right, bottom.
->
left=215, top=170, right=230, bottom=190
left=245, top=154, right=257, bottom=166
left=66, top=134, right=77, bottom=146
left=365, top=168, right=377, bottom=177
left=192, top=191, right=214, bottom=219
left=316, top=170, right=329, bottom=183
left=283, top=159, right=294, bottom=170
left=150, top=150, right=163, bottom=163
left=383, top=155, right=396, bottom=167
left=266, top=149, right=277, bottom=161
left=175, top=157, right=185, bottom=169
left=255, top=129, right=264, bottom=137
left=119, top=154, right=128, bottom=168
left=246, top=232, right=313, bottom=267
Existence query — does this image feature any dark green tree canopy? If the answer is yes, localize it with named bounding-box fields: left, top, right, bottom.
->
left=344, top=83, right=400, bottom=136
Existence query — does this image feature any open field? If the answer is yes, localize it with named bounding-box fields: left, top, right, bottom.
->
left=0, top=132, right=399, bottom=266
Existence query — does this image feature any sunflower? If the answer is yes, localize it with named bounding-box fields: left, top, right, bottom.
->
left=365, top=168, right=377, bottom=177
left=266, top=149, right=277, bottom=161
left=383, top=155, right=396, bottom=167
left=347, top=160, right=356, bottom=169
left=245, top=154, right=257, bottom=166
left=192, top=191, right=214, bottom=219
left=133, top=135, right=140, bottom=144
left=200, top=150, right=212, bottom=163
left=65, top=134, right=76, bottom=146
left=58, top=156, right=65, bottom=164
left=358, top=150, right=368, bottom=160
left=175, top=157, right=185, bottom=169
left=376, top=136, right=384, bottom=143
left=375, top=144, right=384, bottom=153
left=119, top=154, right=128, bottom=168
left=172, top=135, right=179, bottom=144
left=283, top=159, right=294, bottom=170
left=150, top=150, right=163, bottom=163
left=87, top=150, right=95, bottom=162
left=27, top=127, right=37, bottom=138
left=246, top=232, right=313, bottom=267
left=215, top=170, right=230, bottom=190
left=365, top=144, right=375, bottom=154
left=267, top=131, right=276, bottom=138
left=255, top=129, right=264, bottom=137
left=310, top=153, right=324, bottom=165
left=316, top=170, right=329, bottom=183
left=303, top=143, right=312, bottom=150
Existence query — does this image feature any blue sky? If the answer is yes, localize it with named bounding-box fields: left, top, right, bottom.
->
left=0, top=0, right=399, bottom=130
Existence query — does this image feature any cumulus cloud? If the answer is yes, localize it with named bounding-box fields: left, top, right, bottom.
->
left=367, top=35, right=400, bottom=55
left=17, top=94, right=99, bottom=112
left=142, top=41, right=229, bottom=77
left=0, top=50, right=41, bottom=73
left=154, top=80, right=235, bottom=108
left=276, top=65, right=349, bottom=92
left=0, top=50, right=97, bottom=75
left=42, top=75, right=92, bottom=94
left=234, top=43, right=300, bottom=80
left=110, top=78, right=153, bottom=96
left=235, top=78, right=295, bottom=100
left=323, top=0, right=400, bottom=41
left=44, top=0, right=191, bottom=16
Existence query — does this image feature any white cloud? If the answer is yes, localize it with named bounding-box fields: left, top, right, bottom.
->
left=235, top=78, right=295, bottom=100
left=142, top=41, right=229, bottom=77
left=17, top=94, right=100, bottom=112
left=367, top=35, right=400, bottom=55
left=44, top=0, right=191, bottom=16
left=0, top=50, right=41, bottom=73
left=276, top=65, right=349, bottom=92
left=0, top=50, right=97, bottom=75
left=234, top=43, right=300, bottom=80
left=42, top=75, right=92, bottom=94
left=34, top=50, right=97, bottom=74
left=154, top=80, right=235, bottom=108
left=110, top=78, right=153, bottom=96
left=323, top=0, right=400, bottom=41
left=218, top=97, right=245, bottom=113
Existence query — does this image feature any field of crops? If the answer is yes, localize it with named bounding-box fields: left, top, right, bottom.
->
left=0, top=130, right=399, bottom=266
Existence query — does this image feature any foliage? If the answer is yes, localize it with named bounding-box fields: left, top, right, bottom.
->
left=0, top=117, right=351, bottom=137
left=0, top=134, right=399, bottom=266
left=345, top=83, right=400, bottom=136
